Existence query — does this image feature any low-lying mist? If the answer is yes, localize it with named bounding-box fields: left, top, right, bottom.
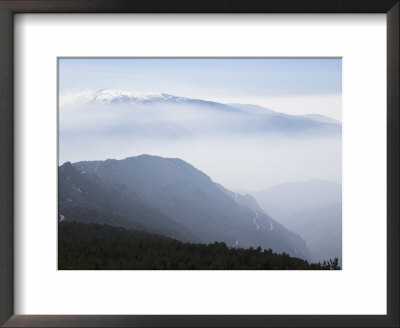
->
left=59, top=99, right=342, bottom=190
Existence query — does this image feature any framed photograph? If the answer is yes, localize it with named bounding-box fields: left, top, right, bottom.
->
left=57, top=56, right=343, bottom=271
left=0, top=1, right=398, bottom=327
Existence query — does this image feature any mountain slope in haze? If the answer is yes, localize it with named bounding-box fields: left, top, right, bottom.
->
left=215, top=183, right=310, bottom=258
left=251, top=180, right=342, bottom=264
left=58, top=162, right=200, bottom=242
left=289, top=203, right=342, bottom=264
left=300, top=114, right=341, bottom=124
left=70, top=155, right=311, bottom=259
left=251, top=180, right=342, bottom=223
left=227, top=103, right=341, bottom=136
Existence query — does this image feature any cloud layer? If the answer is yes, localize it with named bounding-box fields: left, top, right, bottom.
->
left=59, top=90, right=342, bottom=190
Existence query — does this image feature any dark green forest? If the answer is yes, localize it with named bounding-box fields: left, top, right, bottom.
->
left=59, top=221, right=340, bottom=270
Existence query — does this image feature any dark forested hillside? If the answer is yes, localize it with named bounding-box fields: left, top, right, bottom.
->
left=58, top=221, right=339, bottom=270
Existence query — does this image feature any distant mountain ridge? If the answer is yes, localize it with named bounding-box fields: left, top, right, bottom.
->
left=76, top=89, right=241, bottom=113
left=250, top=180, right=342, bottom=264
left=59, top=155, right=311, bottom=259
left=251, top=179, right=342, bottom=220
left=61, top=89, right=341, bottom=137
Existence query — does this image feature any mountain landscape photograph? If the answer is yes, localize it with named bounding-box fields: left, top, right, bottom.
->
left=58, top=58, right=342, bottom=270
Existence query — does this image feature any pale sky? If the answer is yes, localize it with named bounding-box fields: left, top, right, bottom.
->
left=59, top=58, right=342, bottom=121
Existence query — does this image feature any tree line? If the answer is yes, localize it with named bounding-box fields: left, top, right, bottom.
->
left=59, top=221, right=340, bottom=270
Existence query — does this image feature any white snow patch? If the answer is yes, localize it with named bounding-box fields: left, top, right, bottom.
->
left=269, top=221, right=274, bottom=231
left=67, top=89, right=191, bottom=105
left=253, top=212, right=260, bottom=230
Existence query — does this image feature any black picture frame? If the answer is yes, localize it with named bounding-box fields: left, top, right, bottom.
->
left=0, top=1, right=398, bottom=327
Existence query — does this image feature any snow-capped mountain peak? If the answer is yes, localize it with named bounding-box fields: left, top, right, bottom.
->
left=91, top=89, right=189, bottom=104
